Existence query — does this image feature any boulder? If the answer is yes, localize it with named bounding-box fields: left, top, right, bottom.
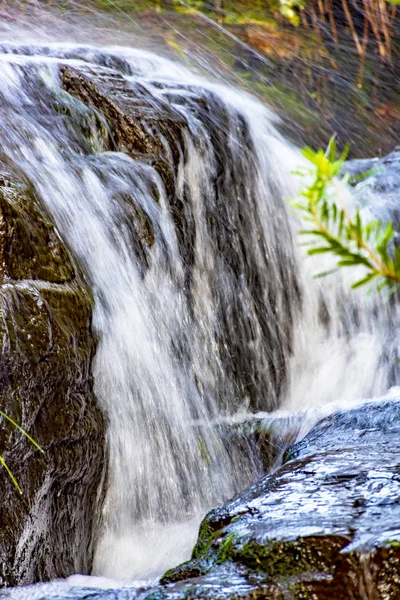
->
left=0, top=161, right=106, bottom=586
left=344, top=149, right=400, bottom=229
left=34, top=400, right=400, bottom=599
left=155, top=398, right=400, bottom=599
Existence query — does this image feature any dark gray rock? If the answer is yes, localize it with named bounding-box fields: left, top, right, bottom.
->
left=158, top=398, right=400, bottom=599
left=59, top=61, right=301, bottom=414
left=0, top=159, right=74, bottom=283
left=39, top=400, right=399, bottom=599
left=6, top=401, right=400, bottom=599
left=344, top=149, right=400, bottom=229
left=0, top=160, right=106, bottom=586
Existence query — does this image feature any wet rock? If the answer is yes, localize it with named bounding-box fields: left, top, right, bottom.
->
left=0, top=161, right=74, bottom=282
left=216, top=412, right=304, bottom=475
left=4, top=405, right=400, bottom=595
left=344, top=149, right=400, bottom=228
left=158, top=399, right=400, bottom=599
left=60, top=64, right=185, bottom=198
left=0, top=163, right=106, bottom=586
left=60, top=61, right=300, bottom=413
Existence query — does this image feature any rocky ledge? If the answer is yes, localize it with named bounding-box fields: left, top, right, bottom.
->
left=148, top=398, right=400, bottom=599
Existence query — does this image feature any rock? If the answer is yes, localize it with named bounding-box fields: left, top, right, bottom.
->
left=59, top=61, right=300, bottom=413
left=216, top=412, right=305, bottom=475
left=156, top=398, right=400, bottom=599
left=60, top=65, right=185, bottom=198
left=0, top=45, right=300, bottom=588
left=344, top=149, right=400, bottom=229
left=0, top=159, right=74, bottom=283
left=0, top=161, right=106, bottom=586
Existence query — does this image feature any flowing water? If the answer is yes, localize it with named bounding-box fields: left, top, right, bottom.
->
left=0, top=32, right=398, bottom=597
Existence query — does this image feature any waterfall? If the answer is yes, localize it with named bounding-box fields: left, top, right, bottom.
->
left=0, top=42, right=397, bottom=583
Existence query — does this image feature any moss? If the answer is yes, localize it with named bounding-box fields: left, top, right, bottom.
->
left=237, top=536, right=346, bottom=578
left=162, top=521, right=238, bottom=583
left=191, top=518, right=224, bottom=560
left=160, top=560, right=208, bottom=584
left=282, top=449, right=293, bottom=464
left=385, top=540, right=400, bottom=548
left=216, top=532, right=236, bottom=564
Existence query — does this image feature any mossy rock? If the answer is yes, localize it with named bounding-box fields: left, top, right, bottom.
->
left=154, top=399, right=400, bottom=599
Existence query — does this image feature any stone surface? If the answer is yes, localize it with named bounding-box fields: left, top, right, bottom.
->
left=60, top=64, right=185, bottom=199
left=0, top=160, right=74, bottom=283
left=3, top=48, right=399, bottom=598
left=14, top=399, right=400, bottom=599
left=344, top=149, right=400, bottom=228
left=0, top=161, right=106, bottom=586
left=156, top=399, right=400, bottom=599
left=60, top=61, right=300, bottom=413
left=0, top=46, right=300, bottom=588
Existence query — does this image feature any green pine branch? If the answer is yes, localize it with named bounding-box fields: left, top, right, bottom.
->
left=291, top=138, right=400, bottom=291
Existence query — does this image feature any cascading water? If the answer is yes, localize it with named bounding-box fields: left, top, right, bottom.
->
left=0, top=37, right=398, bottom=593
left=0, top=43, right=301, bottom=581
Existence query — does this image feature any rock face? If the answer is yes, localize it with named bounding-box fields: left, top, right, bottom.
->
left=151, top=399, right=400, bottom=599
left=2, top=44, right=399, bottom=598
left=58, top=59, right=301, bottom=413
left=0, top=160, right=106, bottom=586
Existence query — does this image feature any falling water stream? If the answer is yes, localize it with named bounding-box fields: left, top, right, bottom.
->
left=0, top=33, right=398, bottom=598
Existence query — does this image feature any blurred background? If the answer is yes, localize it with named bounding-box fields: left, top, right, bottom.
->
left=3, top=0, right=400, bottom=157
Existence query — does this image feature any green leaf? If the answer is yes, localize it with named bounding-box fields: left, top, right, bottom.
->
left=301, top=147, right=317, bottom=163
left=332, top=202, right=337, bottom=223
left=351, top=273, right=378, bottom=289
left=355, top=210, right=362, bottom=241
left=299, top=229, right=330, bottom=237
left=0, top=456, right=22, bottom=494
left=377, top=279, right=393, bottom=292
left=326, top=137, right=336, bottom=163
left=348, top=166, right=380, bottom=185
left=0, top=411, right=44, bottom=454
left=394, top=245, right=400, bottom=270
left=307, top=246, right=333, bottom=255
left=338, top=209, right=345, bottom=236
left=337, top=142, right=350, bottom=166
left=290, top=139, right=400, bottom=293
left=313, top=267, right=339, bottom=278
left=337, top=258, right=360, bottom=266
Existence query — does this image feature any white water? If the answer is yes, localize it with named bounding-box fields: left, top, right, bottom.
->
left=0, top=39, right=398, bottom=590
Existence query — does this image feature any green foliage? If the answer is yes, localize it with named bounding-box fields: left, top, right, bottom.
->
left=271, top=0, right=305, bottom=26
left=216, top=532, right=236, bottom=563
left=0, top=411, right=44, bottom=494
left=291, top=138, right=400, bottom=291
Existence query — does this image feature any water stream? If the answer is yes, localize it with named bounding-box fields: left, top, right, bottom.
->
left=0, top=38, right=398, bottom=596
